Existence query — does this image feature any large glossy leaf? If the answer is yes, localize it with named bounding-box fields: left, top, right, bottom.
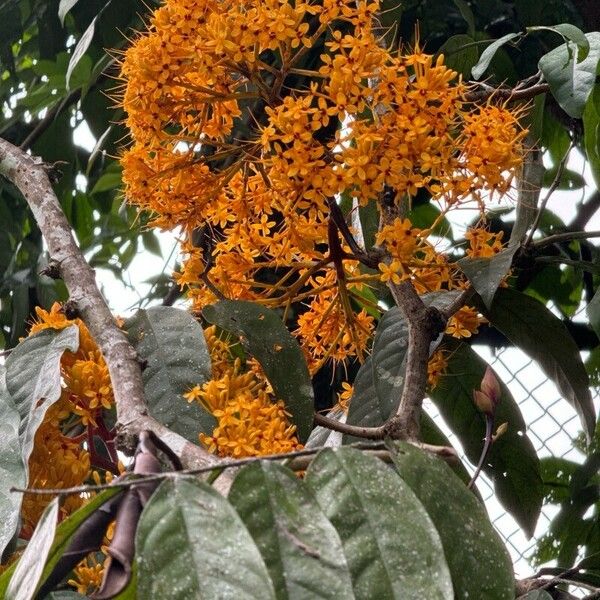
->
left=136, top=478, right=275, bottom=599
left=0, top=327, right=79, bottom=558
left=388, top=442, right=514, bottom=600
left=0, top=488, right=122, bottom=598
left=125, top=306, right=215, bottom=441
left=345, top=292, right=458, bottom=438
left=428, top=338, right=543, bottom=537
left=583, top=85, right=600, bottom=190
left=305, top=447, right=453, bottom=599
left=203, top=300, right=314, bottom=442
left=538, top=32, right=600, bottom=118
left=228, top=461, right=354, bottom=599
left=6, top=499, right=59, bottom=600
left=482, top=288, right=595, bottom=441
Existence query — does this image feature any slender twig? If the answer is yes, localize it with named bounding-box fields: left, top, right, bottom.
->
left=0, top=139, right=229, bottom=488
left=525, top=140, right=574, bottom=246
left=313, top=412, right=385, bottom=439
left=532, top=230, right=600, bottom=250
left=465, top=82, right=550, bottom=104
left=534, top=256, right=600, bottom=274
left=11, top=442, right=390, bottom=496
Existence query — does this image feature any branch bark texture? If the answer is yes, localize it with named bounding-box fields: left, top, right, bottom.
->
left=0, top=139, right=224, bottom=480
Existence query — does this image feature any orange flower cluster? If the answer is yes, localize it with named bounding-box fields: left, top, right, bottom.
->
left=119, top=0, right=525, bottom=367
left=185, top=326, right=301, bottom=457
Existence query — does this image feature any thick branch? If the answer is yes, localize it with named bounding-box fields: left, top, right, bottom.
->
left=0, top=139, right=226, bottom=484
left=383, top=280, right=446, bottom=441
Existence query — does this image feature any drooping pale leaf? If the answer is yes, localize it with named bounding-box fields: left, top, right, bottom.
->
left=44, top=592, right=88, bottom=599
left=66, top=16, right=97, bottom=90
left=203, top=300, right=314, bottom=442
left=6, top=499, right=59, bottom=600
left=228, top=461, right=354, bottom=599
left=345, top=292, right=459, bottom=438
left=472, top=33, right=520, bottom=79
left=388, top=442, right=514, bottom=600
left=57, top=0, right=80, bottom=25
left=438, top=35, right=479, bottom=79
left=125, top=307, right=215, bottom=441
left=0, top=488, right=122, bottom=598
left=528, top=24, right=589, bottom=55
left=0, top=327, right=79, bottom=558
left=428, top=338, right=543, bottom=537
left=136, top=478, right=275, bottom=600
left=538, top=32, right=600, bottom=118
left=0, top=366, right=23, bottom=562
left=458, top=150, right=543, bottom=308
left=305, top=448, right=453, bottom=599
left=305, top=406, right=346, bottom=448
left=482, top=288, right=595, bottom=441
left=583, top=85, right=600, bottom=190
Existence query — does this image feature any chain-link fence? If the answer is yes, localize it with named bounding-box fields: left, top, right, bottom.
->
left=425, top=343, right=599, bottom=593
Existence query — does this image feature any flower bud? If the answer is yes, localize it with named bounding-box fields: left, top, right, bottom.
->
left=473, top=390, right=495, bottom=416
left=480, top=366, right=501, bottom=406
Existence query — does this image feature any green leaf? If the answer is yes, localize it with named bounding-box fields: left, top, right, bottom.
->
left=345, top=292, right=459, bottom=437
left=438, top=35, right=479, bottom=80
left=583, top=84, right=600, bottom=190
left=472, top=33, right=520, bottom=80
left=305, top=447, right=453, bottom=599
left=452, top=0, right=475, bottom=37
left=388, top=442, right=514, bottom=600
left=229, top=461, right=354, bottom=599
left=6, top=499, right=59, bottom=600
left=538, top=32, right=600, bottom=118
left=528, top=24, right=589, bottom=56
left=0, top=327, right=79, bottom=558
left=90, top=171, right=122, bottom=195
left=141, top=231, right=162, bottom=258
left=66, top=16, right=97, bottom=90
left=125, top=307, right=215, bottom=442
left=203, top=301, right=314, bottom=442
left=408, top=202, right=453, bottom=241
left=136, top=478, right=275, bottom=599
left=0, top=488, right=123, bottom=598
left=428, top=338, right=543, bottom=537
left=542, top=166, right=585, bottom=189
left=58, top=0, right=81, bottom=25
left=483, top=288, right=595, bottom=441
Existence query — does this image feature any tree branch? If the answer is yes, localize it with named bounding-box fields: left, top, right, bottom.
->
left=383, top=280, right=447, bottom=440
left=0, top=139, right=229, bottom=488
